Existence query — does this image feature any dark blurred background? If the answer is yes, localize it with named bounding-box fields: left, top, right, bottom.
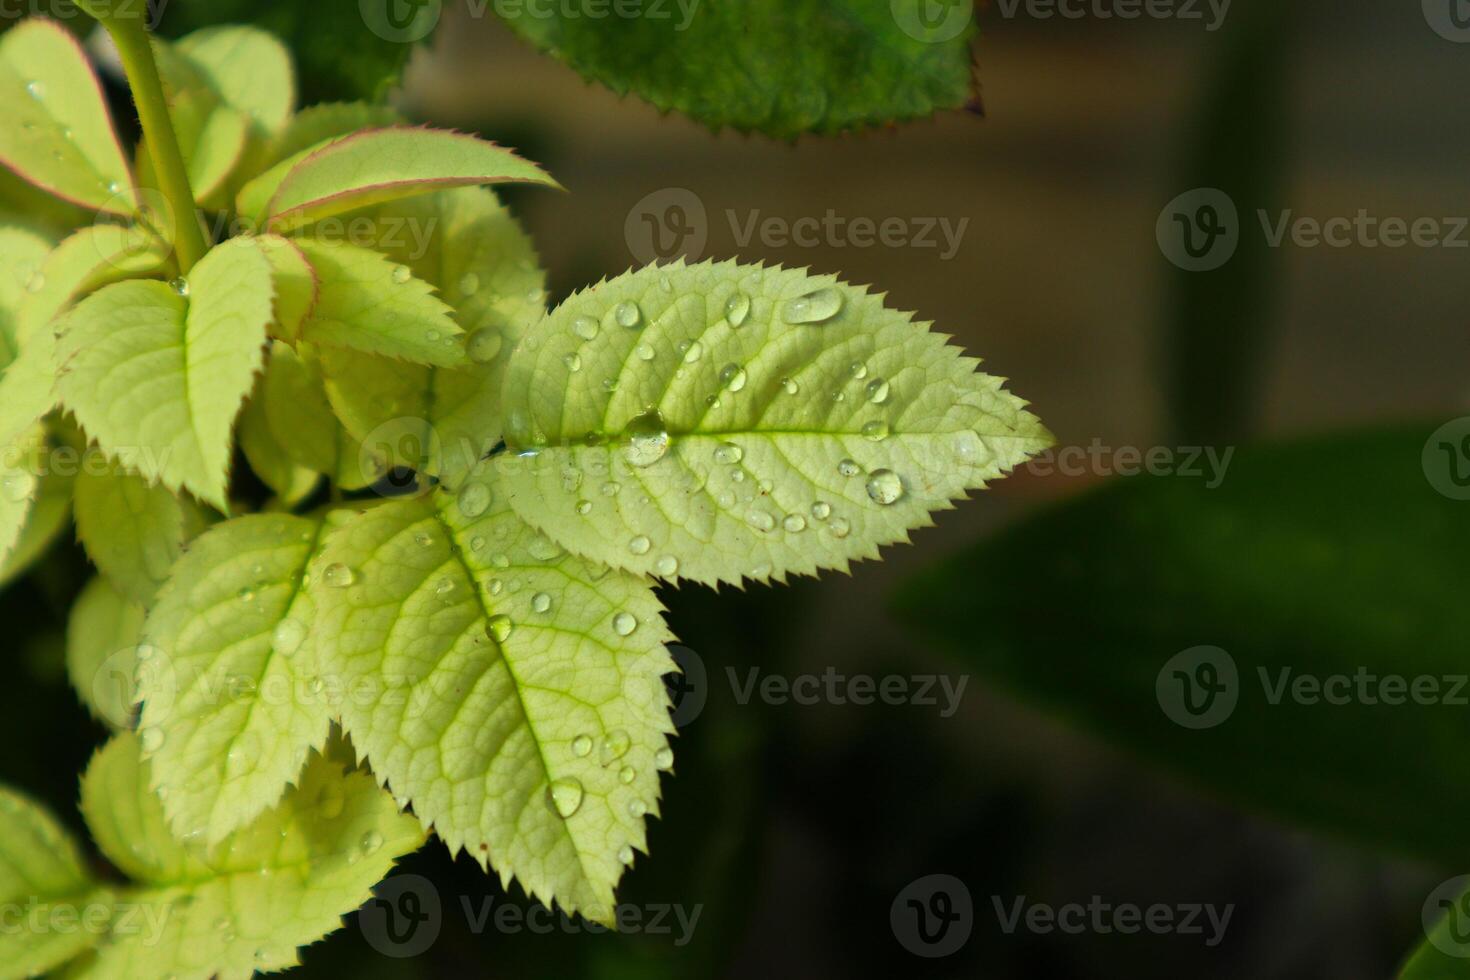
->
left=7, top=0, right=1468, bottom=976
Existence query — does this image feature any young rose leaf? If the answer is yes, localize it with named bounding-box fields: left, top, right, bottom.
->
left=137, top=513, right=339, bottom=844
left=255, top=234, right=317, bottom=342
left=0, top=423, right=45, bottom=567
left=157, top=0, right=418, bottom=106
left=66, top=576, right=147, bottom=731
left=320, top=186, right=547, bottom=489
left=495, top=260, right=1052, bottom=587
left=15, top=223, right=170, bottom=346
left=0, top=226, right=50, bottom=361
left=54, top=238, right=274, bottom=510
left=74, top=458, right=211, bottom=608
left=175, top=26, right=296, bottom=139
left=238, top=127, right=558, bottom=232
left=294, top=237, right=466, bottom=367
left=259, top=102, right=402, bottom=170
left=0, top=19, right=136, bottom=214
left=77, top=732, right=425, bottom=979
left=258, top=342, right=378, bottom=490
left=497, top=0, right=978, bottom=138
left=237, top=380, right=321, bottom=506
left=0, top=441, right=72, bottom=590
left=312, top=468, right=677, bottom=921
left=0, top=784, right=111, bottom=977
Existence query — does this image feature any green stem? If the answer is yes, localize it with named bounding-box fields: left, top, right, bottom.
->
left=93, top=10, right=208, bottom=273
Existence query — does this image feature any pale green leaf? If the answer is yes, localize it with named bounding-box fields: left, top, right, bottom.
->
left=312, top=469, right=677, bottom=921
left=137, top=513, right=337, bottom=843
left=175, top=26, right=295, bottom=138
left=320, top=186, right=547, bottom=488
left=0, top=226, right=50, bottom=362
left=254, top=233, right=316, bottom=342
left=76, top=732, right=425, bottom=980
left=66, top=576, right=147, bottom=730
left=74, top=458, right=210, bottom=607
left=259, top=342, right=377, bottom=490
left=0, top=423, right=44, bottom=567
left=237, top=380, right=320, bottom=506
left=0, top=444, right=72, bottom=589
left=260, top=103, right=401, bottom=170
left=238, top=127, right=558, bottom=232
left=294, top=236, right=467, bottom=368
left=495, top=260, right=1052, bottom=586
left=54, top=238, right=274, bottom=509
left=0, top=785, right=110, bottom=979
left=16, top=223, right=170, bottom=347
left=0, top=19, right=135, bottom=214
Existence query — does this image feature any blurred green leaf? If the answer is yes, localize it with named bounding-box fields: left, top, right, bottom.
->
left=1401, top=889, right=1470, bottom=980
left=157, top=0, right=418, bottom=104
left=496, top=0, right=979, bottom=137
left=896, top=426, right=1470, bottom=865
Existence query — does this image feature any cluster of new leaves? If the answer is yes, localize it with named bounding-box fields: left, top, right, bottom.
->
left=0, top=16, right=1048, bottom=978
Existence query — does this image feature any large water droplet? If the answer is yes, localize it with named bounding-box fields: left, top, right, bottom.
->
left=571, top=734, right=593, bottom=757
left=563, top=353, right=582, bottom=373
left=829, top=517, right=852, bottom=538
left=457, top=481, right=492, bottom=518
left=781, top=376, right=800, bottom=396
left=682, top=341, right=704, bottom=363
left=866, top=469, right=905, bottom=505
left=618, top=844, right=635, bottom=865
left=713, top=442, right=743, bottom=465
left=782, top=513, right=807, bottom=533
left=655, top=555, right=679, bottom=577
left=322, top=563, right=357, bottom=588
left=862, top=420, right=890, bottom=442
left=628, top=799, right=647, bottom=818
left=466, top=328, right=503, bottom=363
left=546, top=778, right=584, bottom=818
left=391, top=265, right=412, bottom=284
left=811, top=501, right=832, bottom=521
left=360, top=830, right=384, bottom=855
left=169, top=277, right=190, bottom=298
left=865, top=378, right=891, bottom=404
left=781, top=287, right=843, bottom=325
left=621, top=409, right=670, bottom=467
left=636, top=342, right=656, bottom=361
left=600, top=730, right=631, bottom=765
left=654, top=747, right=674, bottom=770
left=746, top=509, right=776, bottom=532
left=486, top=614, right=514, bottom=643
left=273, top=619, right=307, bottom=656
left=725, top=292, right=751, bottom=326
left=837, top=459, right=861, bottom=478
left=614, top=301, right=642, bottom=328
left=619, top=765, right=636, bottom=784
left=613, top=611, right=639, bottom=636
left=141, top=728, right=165, bottom=752
left=532, top=592, right=552, bottom=613
left=572, top=315, right=599, bottom=340
left=719, top=363, right=748, bottom=392
left=628, top=535, right=652, bottom=555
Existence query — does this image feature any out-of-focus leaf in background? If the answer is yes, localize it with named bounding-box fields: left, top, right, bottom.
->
left=494, top=0, right=980, bottom=137
left=157, top=0, right=419, bottom=104
left=897, top=426, right=1470, bottom=866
